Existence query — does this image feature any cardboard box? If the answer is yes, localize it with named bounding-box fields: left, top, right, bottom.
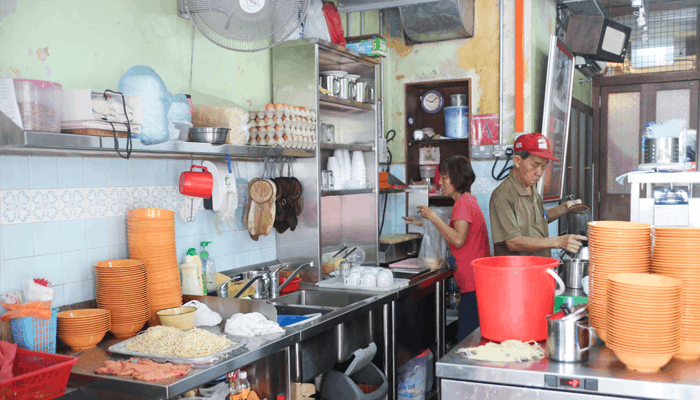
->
left=62, top=89, right=144, bottom=125
left=346, top=37, right=387, bottom=58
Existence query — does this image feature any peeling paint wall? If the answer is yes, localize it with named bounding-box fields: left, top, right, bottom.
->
left=380, top=0, right=501, bottom=163
left=0, top=0, right=272, bottom=109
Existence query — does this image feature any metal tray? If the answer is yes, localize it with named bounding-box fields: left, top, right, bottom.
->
left=108, top=335, right=247, bottom=366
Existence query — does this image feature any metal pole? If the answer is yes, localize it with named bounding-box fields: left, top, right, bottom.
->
left=361, top=11, right=366, bottom=35
left=379, top=10, right=385, bottom=139
left=347, top=12, right=352, bottom=37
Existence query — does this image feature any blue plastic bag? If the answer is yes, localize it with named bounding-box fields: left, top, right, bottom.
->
left=118, top=66, right=172, bottom=144
left=397, top=349, right=433, bottom=400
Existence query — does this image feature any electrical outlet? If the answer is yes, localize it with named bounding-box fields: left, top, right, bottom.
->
left=471, top=145, right=494, bottom=159
left=492, top=144, right=514, bottom=158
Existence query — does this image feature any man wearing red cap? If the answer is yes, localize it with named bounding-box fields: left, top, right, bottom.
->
left=489, top=132, right=586, bottom=257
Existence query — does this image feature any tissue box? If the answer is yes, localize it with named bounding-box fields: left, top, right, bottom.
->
left=62, top=89, right=143, bottom=124
left=346, top=37, right=387, bottom=57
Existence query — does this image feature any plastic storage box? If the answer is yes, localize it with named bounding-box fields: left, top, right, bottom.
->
left=13, top=79, right=62, bottom=132
left=10, top=308, right=59, bottom=353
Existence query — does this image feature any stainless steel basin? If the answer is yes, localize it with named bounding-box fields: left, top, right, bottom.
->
left=272, top=290, right=374, bottom=308
left=273, top=304, right=336, bottom=316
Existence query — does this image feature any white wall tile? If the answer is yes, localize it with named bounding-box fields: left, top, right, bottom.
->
left=2, top=224, right=34, bottom=259
left=108, top=187, right=130, bottom=216
left=149, top=160, right=170, bottom=186
left=59, top=188, right=86, bottom=220
left=0, top=156, right=30, bottom=190
left=5, top=257, right=35, bottom=292
left=52, top=285, right=65, bottom=308
left=62, top=250, right=88, bottom=283
left=107, top=159, right=130, bottom=187
left=110, top=245, right=128, bottom=260
left=129, top=160, right=150, bottom=187
left=2, top=190, right=33, bottom=224
left=249, top=250, right=263, bottom=265
left=108, top=216, right=127, bottom=247
left=63, top=281, right=90, bottom=305
left=85, top=188, right=110, bottom=218
left=83, top=159, right=107, bottom=188
left=233, top=252, right=249, bottom=269
left=87, top=247, right=111, bottom=280
left=59, top=220, right=87, bottom=252
left=130, top=187, right=151, bottom=209
left=86, top=218, right=110, bottom=249
left=30, top=189, right=60, bottom=223
left=29, top=157, right=58, bottom=189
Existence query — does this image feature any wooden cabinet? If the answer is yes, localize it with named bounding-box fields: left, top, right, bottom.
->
left=405, top=79, right=471, bottom=206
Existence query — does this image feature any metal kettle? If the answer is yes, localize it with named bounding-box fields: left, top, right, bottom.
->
left=546, top=304, right=596, bottom=362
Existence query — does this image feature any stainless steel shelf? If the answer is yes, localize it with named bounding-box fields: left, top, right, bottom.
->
left=321, top=188, right=375, bottom=196
left=319, top=95, right=374, bottom=113
left=380, top=187, right=410, bottom=194
left=320, top=142, right=375, bottom=151
left=0, top=113, right=314, bottom=160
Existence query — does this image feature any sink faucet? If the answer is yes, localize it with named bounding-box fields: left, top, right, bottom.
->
left=216, top=262, right=314, bottom=299
left=269, top=261, right=314, bottom=300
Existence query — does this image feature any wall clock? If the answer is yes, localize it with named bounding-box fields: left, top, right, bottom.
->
left=421, top=90, right=444, bottom=114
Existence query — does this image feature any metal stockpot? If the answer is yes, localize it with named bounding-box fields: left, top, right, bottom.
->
left=546, top=304, right=596, bottom=362
left=355, top=80, right=374, bottom=103
left=559, top=259, right=589, bottom=289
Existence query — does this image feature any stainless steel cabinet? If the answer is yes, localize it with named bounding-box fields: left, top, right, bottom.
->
left=272, top=38, right=380, bottom=273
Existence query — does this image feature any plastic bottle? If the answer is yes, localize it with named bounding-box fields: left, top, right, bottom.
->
left=186, top=248, right=204, bottom=295
left=200, top=241, right=217, bottom=293
left=641, top=122, right=655, bottom=162
left=228, top=370, right=250, bottom=400
left=179, top=258, right=202, bottom=296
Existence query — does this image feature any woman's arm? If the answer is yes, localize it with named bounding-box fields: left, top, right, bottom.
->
left=418, top=206, right=470, bottom=248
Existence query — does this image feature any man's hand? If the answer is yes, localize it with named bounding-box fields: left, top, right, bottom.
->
left=558, top=234, right=587, bottom=253
left=565, top=198, right=583, bottom=210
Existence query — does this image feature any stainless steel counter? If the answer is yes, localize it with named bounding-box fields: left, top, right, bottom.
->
left=61, top=268, right=452, bottom=399
left=436, top=329, right=700, bottom=400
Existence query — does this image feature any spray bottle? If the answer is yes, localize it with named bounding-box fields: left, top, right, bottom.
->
left=200, top=241, right=217, bottom=293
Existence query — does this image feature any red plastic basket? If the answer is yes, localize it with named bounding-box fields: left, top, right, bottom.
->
left=0, top=347, right=78, bottom=400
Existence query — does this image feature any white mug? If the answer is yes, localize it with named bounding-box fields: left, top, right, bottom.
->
left=351, top=267, right=365, bottom=275
left=377, top=269, right=394, bottom=287
left=360, top=272, right=377, bottom=287
left=345, top=272, right=362, bottom=286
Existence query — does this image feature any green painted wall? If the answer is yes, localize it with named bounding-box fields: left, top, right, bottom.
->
left=0, top=0, right=272, bottom=110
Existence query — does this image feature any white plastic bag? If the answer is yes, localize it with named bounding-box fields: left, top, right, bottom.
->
left=183, top=300, right=222, bottom=327
left=196, top=382, right=229, bottom=400
left=303, top=0, right=331, bottom=41
left=417, top=208, right=451, bottom=270
left=22, top=278, right=55, bottom=304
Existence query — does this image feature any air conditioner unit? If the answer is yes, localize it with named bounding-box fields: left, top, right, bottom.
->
left=575, top=56, right=607, bottom=78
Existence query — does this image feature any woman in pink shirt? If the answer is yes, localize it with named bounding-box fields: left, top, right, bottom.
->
left=404, top=155, right=491, bottom=341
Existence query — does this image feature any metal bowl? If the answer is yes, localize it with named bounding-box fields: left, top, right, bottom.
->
left=189, top=127, right=230, bottom=144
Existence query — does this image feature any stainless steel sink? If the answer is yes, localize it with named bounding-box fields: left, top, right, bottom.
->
left=272, top=290, right=374, bottom=308
left=273, top=303, right=336, bottom=316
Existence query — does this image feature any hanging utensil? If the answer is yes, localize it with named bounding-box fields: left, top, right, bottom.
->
left=333, top=246, right=348, bottom=258
left=344, top=247, right=357, bottom=258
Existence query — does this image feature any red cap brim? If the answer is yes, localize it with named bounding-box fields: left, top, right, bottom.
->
left=528, top=150, right=560, bottom=162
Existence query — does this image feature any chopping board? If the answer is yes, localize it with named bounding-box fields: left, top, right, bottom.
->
left=380, top=233, right=421, bottom=244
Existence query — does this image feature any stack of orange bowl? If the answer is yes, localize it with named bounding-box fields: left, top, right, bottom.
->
left=651, top=227, right=700, bottom=361
left=126, top=208, right=182, bottom=326
left=605, top=273, right=681, bottom=373
left=57, top=309, right=111, bottom=351
left=588, top=221, right=651, bottom=342
left=94, top=259, right=150, bottom=339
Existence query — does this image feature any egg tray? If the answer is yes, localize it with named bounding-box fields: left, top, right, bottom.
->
left=248, top=136, right=317, bottom=149
left=247, top=107, right=317, bottom=121
left=250, top=119, right=317, bottom=130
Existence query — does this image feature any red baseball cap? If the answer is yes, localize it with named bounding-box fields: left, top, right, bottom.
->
left=513, top=133, right=559, bottom=161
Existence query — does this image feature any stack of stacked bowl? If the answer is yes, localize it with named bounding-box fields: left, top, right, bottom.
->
left=57, top=309, right=111, bottom=351
left=605, top=273, right=681, bottom=373
left=651, top=227, right=700, bottom=361
left=126, top=208, right=182, bottom=326
left=94, top=259, right=150, bottom=338
left=588, top=221, right=651, bottom=342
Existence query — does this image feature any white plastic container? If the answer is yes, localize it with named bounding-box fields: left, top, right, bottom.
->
left=13, top=79, right=62, bottom=132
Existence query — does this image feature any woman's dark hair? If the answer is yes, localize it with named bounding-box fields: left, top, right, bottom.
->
left=438, top=155, right=475, bottom=194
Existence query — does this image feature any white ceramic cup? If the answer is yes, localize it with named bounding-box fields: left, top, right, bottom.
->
left=360, top=272, right=377, bottom=287
left=345, top=272, right=362, bottom=286
left=351, top=267, right=365, bottom=275
left=377, top=269, right=394, bottom=287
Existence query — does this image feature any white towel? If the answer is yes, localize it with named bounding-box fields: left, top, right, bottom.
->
left=224, top=312, right=285, bottom=337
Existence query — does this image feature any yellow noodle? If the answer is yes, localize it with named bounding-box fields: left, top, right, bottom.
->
left=123, top=326, right=233, bottom=358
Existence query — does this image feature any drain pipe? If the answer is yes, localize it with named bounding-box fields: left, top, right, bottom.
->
left=499, top=0, right=504, bottom=145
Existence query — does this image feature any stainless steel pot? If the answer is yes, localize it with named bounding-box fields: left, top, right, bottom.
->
left=320, top=75, right=341, bottom=96
left=337, top=77, right=357, bottom=100
left=559, top=259, right=588, bottom=289
left=355, top=81, right=374, bottom=103
left=546, top=304, right=595, bottom=362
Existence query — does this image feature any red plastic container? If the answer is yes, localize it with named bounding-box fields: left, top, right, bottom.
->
left=0, top=347, right=78, bottom=400
left=179, top=165, right=213, bottom=198
left=279, top=277, right=301, bottom=294
left=472, top=256, right=561, bottom=342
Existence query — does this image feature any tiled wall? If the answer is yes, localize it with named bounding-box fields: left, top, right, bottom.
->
left=380, top=161, right=559, bottom=256
left=0, top=156, right=276, bottom=309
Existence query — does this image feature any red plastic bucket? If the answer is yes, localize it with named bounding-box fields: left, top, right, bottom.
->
left=472, top=256, right=564, bottom=342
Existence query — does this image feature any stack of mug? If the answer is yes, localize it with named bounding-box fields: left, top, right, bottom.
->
left=319, top=71, right=374, bottom=104
left=344, top=266, right=394, bottom=288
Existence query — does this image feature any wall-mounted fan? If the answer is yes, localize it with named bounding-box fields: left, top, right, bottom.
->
left=182, top=0, right=311, bottom=52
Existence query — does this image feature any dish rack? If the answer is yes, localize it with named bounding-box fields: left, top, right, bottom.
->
left=0, top=348, right=78, bottom=400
